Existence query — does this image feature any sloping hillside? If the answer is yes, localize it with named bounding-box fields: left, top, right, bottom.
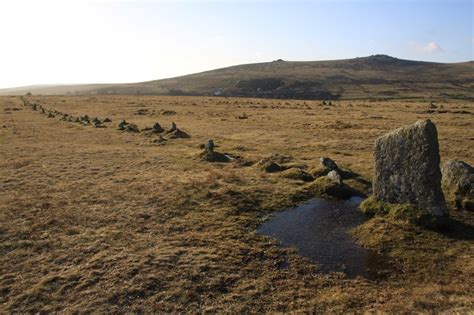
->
left=2, top=55, right=473, bottom=99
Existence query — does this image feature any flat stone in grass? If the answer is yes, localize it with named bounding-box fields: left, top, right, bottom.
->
left=373, top=119, right=447, bottom=216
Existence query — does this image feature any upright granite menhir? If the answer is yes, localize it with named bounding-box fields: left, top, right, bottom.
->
left=373, top=119, right=447, bottom=216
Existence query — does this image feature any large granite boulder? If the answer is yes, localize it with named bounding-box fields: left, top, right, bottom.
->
left=441, top=160, right=473, bottom=210
left=373, top=120, right=447, bottom=216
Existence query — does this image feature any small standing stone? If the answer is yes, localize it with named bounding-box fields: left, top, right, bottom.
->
left=327, top=170, right=342, bottom=184
left=152, top=122, right=164, bottom=133
left=168, top=122, right=177, bottom=133
left=320, top=157, right=338, bottom=170
left=205, top=139, right=214, bottom=153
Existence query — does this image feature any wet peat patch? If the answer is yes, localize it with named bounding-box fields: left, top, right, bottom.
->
left=257, top=197, right=390, bottom=279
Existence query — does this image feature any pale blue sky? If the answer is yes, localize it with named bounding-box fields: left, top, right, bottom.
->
left=0, top=0, right=472, bottom=88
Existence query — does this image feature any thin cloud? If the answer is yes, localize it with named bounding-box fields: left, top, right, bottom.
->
left=410, top=41, right=443, bottom=54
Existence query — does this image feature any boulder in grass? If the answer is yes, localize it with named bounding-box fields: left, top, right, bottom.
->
left=327, top=170, right=342, bottom=184
left=165, top=128, right=190, bottom=139
left=441, top=160, right=473, bottom=211
left=118, top=120, right=128, bottom=130
left=124, top=123, right=139, bottom=133
left=200, top=139, right=230, bottom=163
left=152, top=122, right=164, bottom=133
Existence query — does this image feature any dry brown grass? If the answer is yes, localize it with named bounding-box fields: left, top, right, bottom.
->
left=1, top=95, right=473, bottom=312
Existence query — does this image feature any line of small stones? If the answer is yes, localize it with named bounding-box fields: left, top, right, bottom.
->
left=20, top=97, right=184, bottom=144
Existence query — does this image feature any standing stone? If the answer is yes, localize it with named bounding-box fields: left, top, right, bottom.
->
left=205, top=139, right=214, bottom=153
left=373, top=119, right=447, bottom=216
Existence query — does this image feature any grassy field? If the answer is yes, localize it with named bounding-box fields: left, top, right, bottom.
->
left=1, top=95, right=473, bottom=312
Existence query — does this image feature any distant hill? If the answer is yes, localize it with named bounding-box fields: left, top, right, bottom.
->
left=2, top=55, right=473, bottom=99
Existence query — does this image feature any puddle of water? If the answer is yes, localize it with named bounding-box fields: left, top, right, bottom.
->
left=257, top=197, right=389, bottom=279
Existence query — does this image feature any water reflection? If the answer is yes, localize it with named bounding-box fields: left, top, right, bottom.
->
left=257, top=197, right=389, bottom=279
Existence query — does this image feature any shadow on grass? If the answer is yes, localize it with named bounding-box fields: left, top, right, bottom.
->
left=428, top=217, right=474, bottom=241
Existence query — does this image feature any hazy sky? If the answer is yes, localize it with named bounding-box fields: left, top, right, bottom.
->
left=0, top=0, right=472, bottom=88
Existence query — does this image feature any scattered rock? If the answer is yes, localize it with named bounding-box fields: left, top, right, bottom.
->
left=238, top=113, right=248, bottom=119
left=441, top=160, right=473, bottom=211
left=200, top=139, right=231, bottom=162
left=373, top=119, right=447, bottom=217
left=117, top=119, right=139, bottom=132
left=257, top=153, right=294, bottom=173
left=118, top=120, right=128, bottom=130
left=201, top=151, right=231, bottom=163
left=165, top=128, right=190, bottom=139
left=152, top=122, right=164, bottom=133
left=327, top=170, right=342, bottom=184
left=124, top=123, right=139, bottom=133
left=103, top=117, right=112, bottom=123
left=152, top=136, right=167, bottom=145
left=320, top=157, right=338, bottom=170
left=166, top=122, right=177, bottom=133
left=94, top=121, right=106, bottom=128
